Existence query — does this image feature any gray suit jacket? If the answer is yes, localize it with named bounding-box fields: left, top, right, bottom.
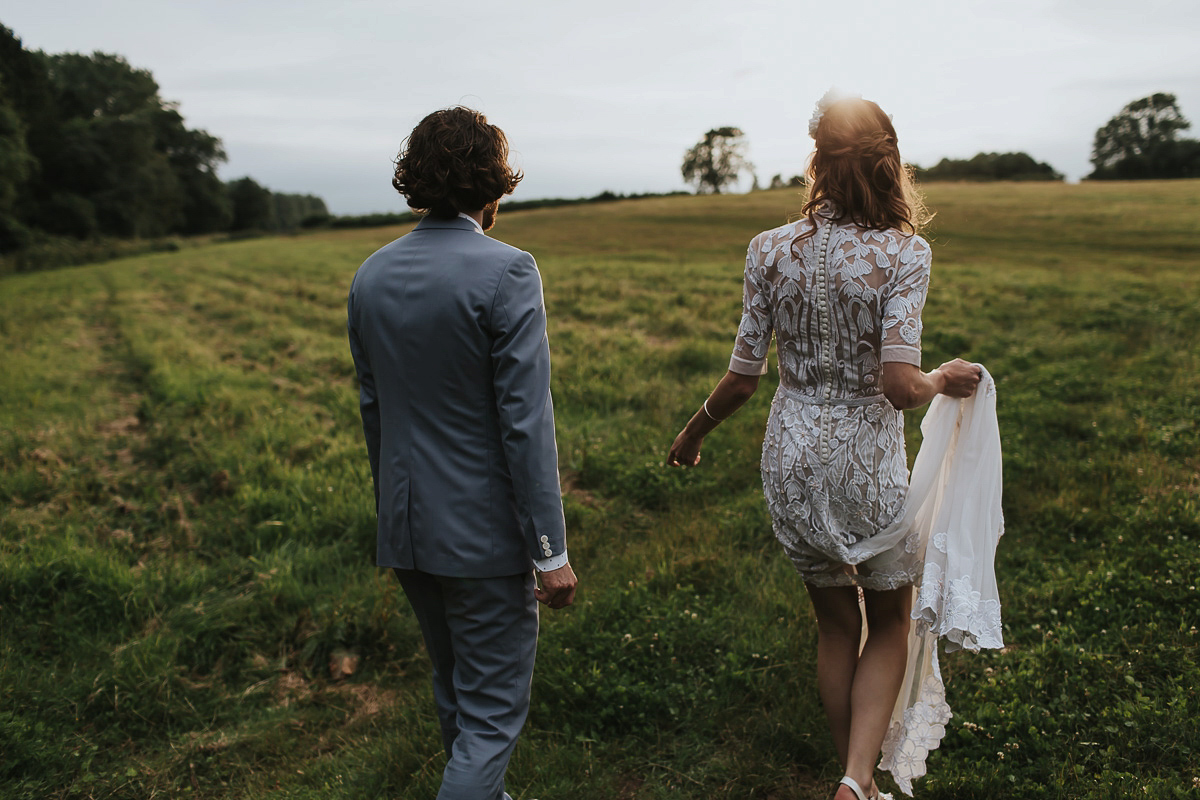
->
left=347, top=215, right=566, bottom=578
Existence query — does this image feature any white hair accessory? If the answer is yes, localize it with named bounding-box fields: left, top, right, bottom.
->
left=808, top=87, right=861, bottom=138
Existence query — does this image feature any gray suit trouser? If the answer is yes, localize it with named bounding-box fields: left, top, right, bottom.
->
left=396, top=569, right=538, bottom=800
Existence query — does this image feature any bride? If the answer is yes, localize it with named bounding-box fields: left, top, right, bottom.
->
left=668, top=91, right=981, bottom=800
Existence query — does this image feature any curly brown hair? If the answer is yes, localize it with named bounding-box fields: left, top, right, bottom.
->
left=392, top=107, right=523, bottom=218
left=797, top=97, right=930, bottom=240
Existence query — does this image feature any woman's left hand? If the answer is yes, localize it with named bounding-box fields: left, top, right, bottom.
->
left=667, top=430, right=703, bottom=467
left=666, top=371, right=759, bottom=468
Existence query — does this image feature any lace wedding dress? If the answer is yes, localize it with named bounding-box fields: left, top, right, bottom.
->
left=728, top=211, right=933, bottom=590
left=728, top=211, right=1004, bottom=793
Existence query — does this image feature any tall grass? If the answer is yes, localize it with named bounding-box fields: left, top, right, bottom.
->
left=1, top=181, right=1198, bottom=798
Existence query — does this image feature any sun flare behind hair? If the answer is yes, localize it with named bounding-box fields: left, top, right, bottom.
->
left=799, top=97, right=931, bottom=240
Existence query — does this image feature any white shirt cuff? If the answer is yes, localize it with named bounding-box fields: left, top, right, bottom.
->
left=534, top=549, right=569, bottom=572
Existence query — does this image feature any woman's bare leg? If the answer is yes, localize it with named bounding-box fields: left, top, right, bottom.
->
left=847, top=585, right=912, bottom=795
left=808, top=583, right=912, bottom=798
left=804, top=584, right=863, bottom=767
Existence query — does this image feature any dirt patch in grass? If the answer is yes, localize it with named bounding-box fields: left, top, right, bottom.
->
left=561, top=469, right=602, bottom=508
left=273, top=670, right=313, bottom=708
left=327, top=681, right=397, bottom=725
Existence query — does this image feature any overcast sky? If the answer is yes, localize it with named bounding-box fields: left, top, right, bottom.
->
left=6, top=0, right=1200, bottom=214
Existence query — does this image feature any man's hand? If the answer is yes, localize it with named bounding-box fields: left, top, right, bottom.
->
left=535, top=563, right=577, bottom=609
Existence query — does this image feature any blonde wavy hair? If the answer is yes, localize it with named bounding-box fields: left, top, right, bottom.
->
left=797, top=97, right=931, bottom=240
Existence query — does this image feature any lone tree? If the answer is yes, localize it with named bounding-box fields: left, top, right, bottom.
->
left=681, top=127, right=753, bottom=194
left=1089, top=93, right=1200, bottom=180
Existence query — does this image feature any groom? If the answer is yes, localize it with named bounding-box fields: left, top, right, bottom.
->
left=346, top=107, right=577, bottom=800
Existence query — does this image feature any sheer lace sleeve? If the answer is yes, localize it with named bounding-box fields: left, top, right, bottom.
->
left=881, top=236, right=931, bottom=366
left=729, top=240, right=772, bottom=375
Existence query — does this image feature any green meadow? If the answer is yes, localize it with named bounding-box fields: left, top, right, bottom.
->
left=1, top=181, right=1198, bottom=799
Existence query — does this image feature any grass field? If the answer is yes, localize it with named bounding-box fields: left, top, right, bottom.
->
left=2, top=181, right=1199, bottom=799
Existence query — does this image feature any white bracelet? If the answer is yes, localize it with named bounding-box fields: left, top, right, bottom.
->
left=702, top=399, right=724, bottom=422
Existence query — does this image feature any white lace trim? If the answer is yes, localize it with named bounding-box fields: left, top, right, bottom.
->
left=913, top=562, right=1004, bottom=653
left=878, top=647, right=952, bottom=796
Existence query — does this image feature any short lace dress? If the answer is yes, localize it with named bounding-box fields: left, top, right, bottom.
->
left=729, top=210, right=931, bottom=591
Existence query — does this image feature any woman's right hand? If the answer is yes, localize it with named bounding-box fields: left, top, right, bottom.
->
left=667, top=429, right=703, bottom=468
left=937, top=359, right=983, bottom=398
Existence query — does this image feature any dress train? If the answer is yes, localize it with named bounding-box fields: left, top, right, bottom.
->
left=877, top=367, right=1005, bottom=795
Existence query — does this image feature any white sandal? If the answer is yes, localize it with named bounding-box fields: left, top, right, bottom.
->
left=837, top=776, right=893, bottom=800
left=838, top=777, right=868, bottom=800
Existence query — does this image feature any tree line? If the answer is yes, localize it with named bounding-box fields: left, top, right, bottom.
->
left=680, top=93, right=1200, bottom=192
left=918, top=152, right=1061, bottom=182
left=0, top=25, right=327, bottom=263
left=326, top=189, right=693, bottom=231
left=678, top=127, right=1067, bottom=194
